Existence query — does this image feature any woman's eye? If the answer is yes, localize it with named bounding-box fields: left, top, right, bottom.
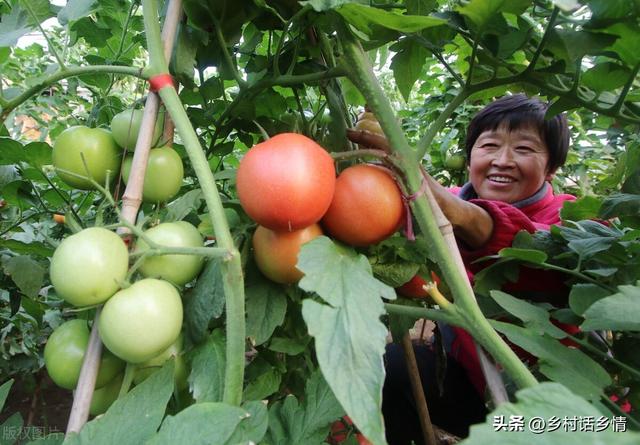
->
left=516, top=146, right=534, bottom=152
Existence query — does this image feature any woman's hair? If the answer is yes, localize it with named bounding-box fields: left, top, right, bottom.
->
left=464, top=94, right=570, bottom=173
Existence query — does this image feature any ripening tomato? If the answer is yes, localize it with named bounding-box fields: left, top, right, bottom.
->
left=134, top=221, right=205, bottom=285
left=236, top=133, right=336, bottom=231
left=99, top=279, right=183, bottom=364
left=50, top=227, right=129, bottom=307
left=133, top=335, right=188, bottom=391
left=252, top=224, right=323, bottom=284
left=396, top=272, right=441, bottom=299
left=121, top=146, right=184, bottom=203
left=44, top=319, right=125, bottom=390
left=110, top=109, right=163, bottom=150
left=52, top=126, right=120, bottom=190
left=322, top=164, right=403, bottom=247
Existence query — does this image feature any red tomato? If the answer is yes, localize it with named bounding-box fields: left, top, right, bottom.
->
left=396, top=272, right=441, bottom=298
left=236, top=133, right=336, bottom=231
left=322, top=164, right=403, bottom=247
left=252, top=223, right=323, bottom=284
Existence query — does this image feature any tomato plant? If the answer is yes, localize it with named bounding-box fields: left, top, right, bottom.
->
left=322, top=164, right=404, bottom=247
left=52, top=126, right=121, bottom=190
left=110, top=108, right=164, bottom=150
left=122, top=146, right=184, bottom=203
left=252, top=223, right=323, bottom=284
left=133, top=335, right=188, bottom=391
left=99, top=278, right=183, bottom=364
left=44, top=319, right=124, bottom=390
left=90, top=373, right=124, bottom=416
left=50, top=227, right=129, bottom=307
left=135, top=221, right=204, bottom=285
left=237, top=133, right=336, bottom=231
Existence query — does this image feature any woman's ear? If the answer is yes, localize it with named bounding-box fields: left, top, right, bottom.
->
left=545, top=169, right=556, bottom=182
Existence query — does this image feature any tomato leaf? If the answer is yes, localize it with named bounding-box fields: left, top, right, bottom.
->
left=0, top=379, right=13, bottom=412
left=390, top=39, right=429, bottom=102
left=243, top=367, right=282, bottom=401
left=489, top=291, right=567, bottom=339
left=498, top=247, right=548, bottom=264
left=246, top=280, right=287, bottom=346
left=0, top=239, right=54, bottom=258
left=57, top=0, right=97, bottom=25
left=581, top=284, right=640, bottom=331
left=569, top=284, right=611, bottom=316
left=463, top=382, right=640, bottom=444
left=491, top=321, right=611, bottom=401
left=147, top=403, right=247, bottom=445
left=264, top=370, right=344, bottom=445
left=64, top=361, right=175, bottom=445
left=298, top=237, right=395, bottom=445
left=188, top=329, right=226, bottom=403
left=2, top=255, right=45, bottom=298
left=226, top=401, right=269, bottom=444
left=184, top=260, right=225, bottom=344
left=336, top=4, right=446, bottom=35
left=457, top=0, right=530, bottom=31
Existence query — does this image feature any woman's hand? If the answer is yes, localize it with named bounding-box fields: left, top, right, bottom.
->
left=346, top=127, right=494, bottom=249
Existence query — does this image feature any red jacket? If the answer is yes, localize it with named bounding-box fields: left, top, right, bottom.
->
left=445, top=183, right=576, bottom=395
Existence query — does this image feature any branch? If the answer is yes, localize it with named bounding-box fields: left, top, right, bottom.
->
left=525, top=6, right=560, bottom=74
left=0, top=65, right=145, bottom=120
left=610, top=60, right=640, bottom=114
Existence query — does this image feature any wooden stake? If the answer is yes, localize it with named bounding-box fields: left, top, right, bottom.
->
left=65, top=0, right=184, bottom=435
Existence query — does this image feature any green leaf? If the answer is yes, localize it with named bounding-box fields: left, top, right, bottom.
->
left=188, top=329, right=226, bottom=403
left=599, top=194, right=640, bottom=219
left=226, top=401, right=269, bottom=444
left=569, top=284, right=612, bottom=316
left=0, top=6, right=31, bottom=47
left=582, top=284, right=640, bottom=331
left=246, top=281, right=287, bottom=346
left=0, top=239, right=54, bottom=257
left=582, top=62, right=630, bottom=93
left=147, top=403, right=247, bottom=445
left=457, top=0, right=530, bottom=30
left=19, top=0, right=57, bottom=25
left=64, top=362, right=175, bottom=445
left=390, top=39, right=429, bottom=102
left=264, top=371, right=344, bottom=445
left=0, top=379, right=13, bottom=411
left=165, top=188, right=203, bottom=221
left=491, top=321, right=611, bottom=400
left=498, top=247, right=548, bottom=264
left=57, top=0, right=97, bottom=24
left=546, top=30, right=616, bottom=67
left=489, top=291, right=567, bottom=338
left=243, top=367, right=282, bottom=401
left=337, top=4, right=446, bottom=35
left=370, top=259, right=420, bottom=288
left=560, top=196, right=602, bottom=221
left=268, top=336, right=310, bottom=355
left=184, top=260, right=225, bottom=344
left=298, top=237, right=394, bottom=445
left=24, top=433, right=65, bottom=444
left=461, top=382, right=640, bottom=444
left=2, top=255, right=45, bottom=298
left=0, top=413, right=24, bottom=445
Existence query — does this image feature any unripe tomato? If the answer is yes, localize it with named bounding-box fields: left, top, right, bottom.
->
left=122, top=147, right=184, bottom=203
left=50, top=227, right=129, bottom=307
left=355, top=117, right=384, bottom=136
left=110, top=109, right=163, bottom=150
left=52, top=126, right=120, bottom=190
left=236, top=133, right=336, bottom=231
left=445, top=154, right=466, bottom=170
left=90, top=373, right=123, bottom=416
left=99, top=278, right=183, bottom=364
left=135, top=221, right=205, bottom=285
left=44, top=319, right=125, bottom=390
left=133, top=335, right=188, bottom=391
left=322, top=164, right=403, bottom=247
left=252, top=224, right=323, bottom=284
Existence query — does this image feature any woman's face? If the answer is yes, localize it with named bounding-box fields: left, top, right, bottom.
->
left=469, top=124, right=552, bottom=203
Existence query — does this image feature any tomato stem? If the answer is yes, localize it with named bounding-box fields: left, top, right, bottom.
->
left=118, top=363, right=137, bottom=398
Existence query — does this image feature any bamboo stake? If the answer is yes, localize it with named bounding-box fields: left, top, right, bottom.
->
left=65, top=0, right=184, bottom=435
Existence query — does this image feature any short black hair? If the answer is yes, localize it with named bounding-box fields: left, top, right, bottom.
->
left=464, top=94, right=570, bottom=173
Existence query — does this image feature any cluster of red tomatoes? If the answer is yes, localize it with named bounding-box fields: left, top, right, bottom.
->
left=236, top=132, right=405, bottom=284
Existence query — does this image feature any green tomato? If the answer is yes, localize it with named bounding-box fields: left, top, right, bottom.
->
left=110, top=109, right=164, bottom=150
left=135, top=221, right=205, bottom=285
left=445, top=154, right=466, bottom=170
left=90, top=373, right=123, bottom=416
left=44, top=319, right=125, bottom=390
left=133, top=335, right=188, bottom=391
left=99, top=278, right=183, bottom=364
left=52, top=126, right=120, bottom=190
left=122, top=147, right=184, bottom=203
left=50, top=227, right=129, bottom=307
